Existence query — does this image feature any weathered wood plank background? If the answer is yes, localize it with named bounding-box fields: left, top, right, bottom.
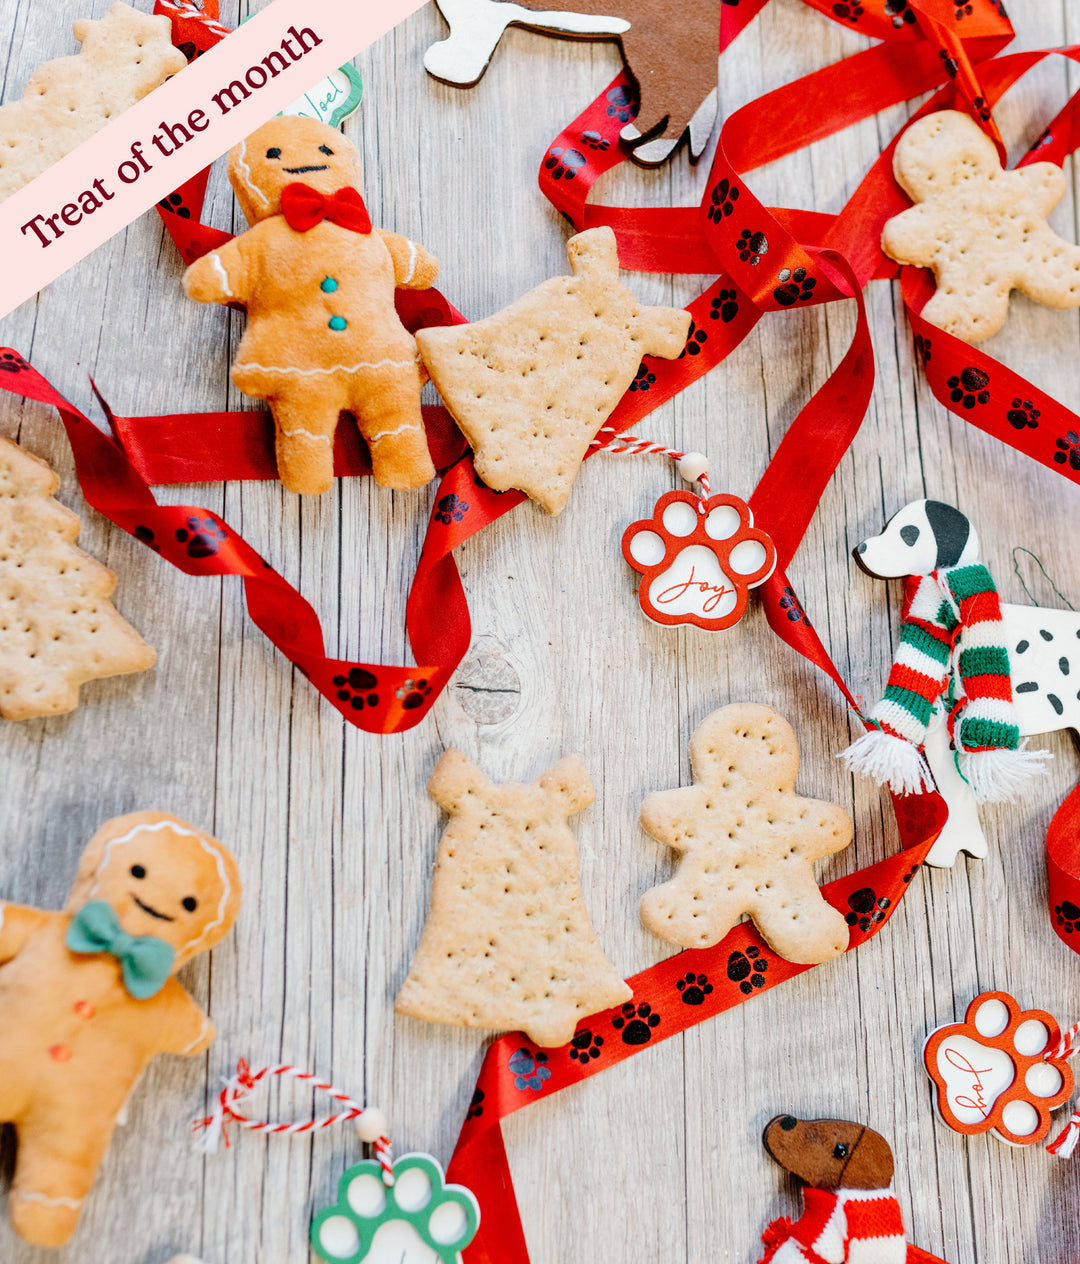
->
left=2, top=0, right=1080, bottom=1260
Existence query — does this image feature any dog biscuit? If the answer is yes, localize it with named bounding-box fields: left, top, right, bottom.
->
left=882, top=110, right=1080, bottom=342
left=639, top=703, right=852, bottom=964
left=395, top=749, right=631, bottom=1048
left=0, top=437, right=155, bottom=720
left=0, top=3, right=187, bottom=203
left=184, top=117, right=440, bottom=495
left=416, top=226, right=690, bottom=514
left=0, top=812, right=242, bottom=1245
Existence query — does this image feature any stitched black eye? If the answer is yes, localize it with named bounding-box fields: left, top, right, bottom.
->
left=319, top=145, right=334, bottom=155
left=833, top=1143, right=849, bottom=1159
left=182, top=896, right=198, bottom=913
left=900, top=525, right=920, bottom=546
left=130, top=865, right=146, bottom=879
left=265, top=147, right=281, bottom=159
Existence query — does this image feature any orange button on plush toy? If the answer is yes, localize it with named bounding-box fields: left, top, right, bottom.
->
left=183, top=117, right=440, bottom=495
left=0, top=811, right=242, bottom=1247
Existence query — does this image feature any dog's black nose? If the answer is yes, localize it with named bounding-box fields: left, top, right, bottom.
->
left=856, top=542, right=867, bottom=554
left=779, top=1115, right=799, bottom=1131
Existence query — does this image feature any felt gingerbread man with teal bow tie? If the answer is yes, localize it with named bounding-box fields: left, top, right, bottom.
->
left=0, top=812, right=242, bottom=1247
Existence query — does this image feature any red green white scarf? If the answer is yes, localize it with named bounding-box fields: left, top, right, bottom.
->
left=840, top=563, right=1048, bottom=802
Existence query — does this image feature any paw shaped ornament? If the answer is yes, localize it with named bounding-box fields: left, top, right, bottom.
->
left=622, top=488, right=776, bottom=631
left=924, top=991, right=1075, bottom=1146
left=311, top=1154, right=480, bottom=1264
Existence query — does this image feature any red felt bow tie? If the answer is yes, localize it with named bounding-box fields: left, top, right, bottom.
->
left=280, top=183, right=372, bottom=234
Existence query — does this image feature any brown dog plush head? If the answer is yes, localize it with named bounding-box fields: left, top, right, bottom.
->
left=228, top=117, right=364, bottom=226
left=763, top=1115, right=895, bottom=1191
left=65, top=811, right=242, bottom=969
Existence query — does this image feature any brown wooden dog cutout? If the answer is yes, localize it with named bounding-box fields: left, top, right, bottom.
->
left=423, top=0, right=722, bottom=166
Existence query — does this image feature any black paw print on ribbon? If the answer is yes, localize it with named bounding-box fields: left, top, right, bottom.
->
left=972, top=96, right=992, bottom=123
left=175, top=515, right=226, bottom=558
left=778, top=585, right=808, bottom=623
left=466, top=1089, right=484, bottom=1120
left=954, top=2, right=973, bottom=16
left=1054, top=431, right=1080, bottom=471
left=903, top=864, right=920, bottom=885
left=884, top=0, right=917, bottom=26
left=1055, top=900, right=1080, bottom=934
left=727, top=946, right=768, bottom=994
left=773, top=267, right=817, bottom=307
left=679, top=321, right=708, bottom=358
left=544, top=147, right=587, bottom=181
left=133, top=525, right=161, bottom=554
left=832, top=0, right=863, bottom=20
left=177, top=40, right=204, bottom=61
left=737, top=229, right=769, bottom=265
left=612, top=1001, right=660, bottom=1045
left=333, top=667, right=379, bottom=712
left=569, top=1029, right=604, bottom=1062
left=846, top=887, right=891, bottom=932
left=508, top=1047, right=550, bottom=1091
left=605, top=84, right=636, bottom=124
left=708, top=178, right=740, bottom=223
left=939, top=49, right=959, bottom=78
left=0, top=351, right=29, bottom=374
left=676, top=972, right=713, bottom=1005
left=914, top=333, right=932, bottom=365
left=434, top=494, right=468, bottom=525
left=947, top=367, right=990, bottom=409
left=710, top=289, right=739, bottom=322
left=1007, top=398, right=1040, bottom=430
left=629, top=362, right=656, bottom=392
left=158, top=192, right=191, bottom=219
left=395, top=677, right=433, bottom=710
left=581, top=130, right=610, bottom=152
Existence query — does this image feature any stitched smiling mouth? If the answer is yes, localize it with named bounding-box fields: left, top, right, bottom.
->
left=131, top=894, right=174, bottom=922
left=284, top=164, right=329, bottom=174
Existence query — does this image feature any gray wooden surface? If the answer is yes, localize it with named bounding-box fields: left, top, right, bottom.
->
left=2, top=0, right=1080, bottom=1260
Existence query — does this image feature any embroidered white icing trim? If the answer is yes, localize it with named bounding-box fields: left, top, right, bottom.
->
left=234, top=358, right=416, bottom=376
left=13, top=1191, right=84, bottom=1210
left=180, top=1014, right=212, bottom=1054
left=402, top=240, right=418, bottom=284
left=234, top=139, right=269, bottom=209
left=280, top=427, right=333, bottom=445
left=367, top=422, right=422, bottom=441
left=87, top=819, right=233, bottom=957
left=208, top=253, right=233, bottom=298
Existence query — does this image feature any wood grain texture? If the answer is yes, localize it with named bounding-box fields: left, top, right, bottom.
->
left=1, top=1, right=1079, bottom=1261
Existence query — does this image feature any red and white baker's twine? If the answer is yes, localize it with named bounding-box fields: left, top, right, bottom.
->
left=193, top=1060, right=395, bottom=1185
left=157, top=0, right=231, bottom=37
left=590, top=428, right=711, bottom=508
left=1046, top=1023, right=1080, bottom=1158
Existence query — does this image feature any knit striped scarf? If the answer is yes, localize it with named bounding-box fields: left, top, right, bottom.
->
left=758, top=1186, right=907, bottom=1264
left=840, top=563, right=1048, bottom=803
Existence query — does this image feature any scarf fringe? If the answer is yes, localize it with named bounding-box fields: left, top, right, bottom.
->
left=839, top=728, right=935, bottom=796
left=962, top=743, right=1051, bottom=804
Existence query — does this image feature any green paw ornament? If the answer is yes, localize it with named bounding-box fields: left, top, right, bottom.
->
left=311, top=1153, right=479, bottom=1264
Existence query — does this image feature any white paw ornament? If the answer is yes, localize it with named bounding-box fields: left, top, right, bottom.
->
left=608, top=444, right=776, bottom=631
left=191, top=1060, right=479, bottom=1262
left=924, top=992, right=1079, bottom=1150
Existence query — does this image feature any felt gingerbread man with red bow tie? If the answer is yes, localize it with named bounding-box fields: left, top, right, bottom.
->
left=183, top=117, right=439, bottom=495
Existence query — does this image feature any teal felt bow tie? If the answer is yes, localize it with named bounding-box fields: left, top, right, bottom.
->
left=66, top=901, right=175, bottom=999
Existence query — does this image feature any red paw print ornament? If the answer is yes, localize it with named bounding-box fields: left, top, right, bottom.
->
left=924, top=991, right=1075, bottom=1146
left=622, top=491, right=776, bottom=631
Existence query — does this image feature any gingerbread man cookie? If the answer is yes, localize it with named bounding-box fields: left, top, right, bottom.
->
left=0, top=812, right=241, bottom=1246
left=416, top=226, right=690, bottom=514
left=882, top=110, right=1080, bottom=342
left=639, top=703, right=852, bottom=963
left=184, top=117, right=440, bottom=495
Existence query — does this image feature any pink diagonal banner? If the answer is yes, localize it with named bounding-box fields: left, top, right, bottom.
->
left=0, top=0, right=427, bottom=318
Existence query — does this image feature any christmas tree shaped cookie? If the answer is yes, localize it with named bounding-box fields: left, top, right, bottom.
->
left=395, top=749, right=631, bottom=1047
left=0, top=438, right=155, bottom=720
left=416, top=226, right=691, bottom=513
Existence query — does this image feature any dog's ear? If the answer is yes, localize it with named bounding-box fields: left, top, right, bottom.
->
left=924, top=500, right=971, bottom=568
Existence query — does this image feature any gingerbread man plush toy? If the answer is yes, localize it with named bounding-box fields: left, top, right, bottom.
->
left=0, top=811, right=242, bottom=1246
left=183, top=117, right=440, bottom=495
